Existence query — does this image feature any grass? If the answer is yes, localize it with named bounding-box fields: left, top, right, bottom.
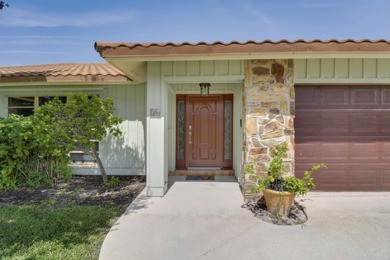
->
left=0, top=203, right=120, bottom=259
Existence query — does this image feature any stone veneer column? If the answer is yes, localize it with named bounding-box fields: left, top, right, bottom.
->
left=242, top=59, right=295, bottom=198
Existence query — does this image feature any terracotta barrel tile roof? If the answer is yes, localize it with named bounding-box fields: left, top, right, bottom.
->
left=0, top=63, right=132, bottom=83
left=95, top=39, right=390, bottom=57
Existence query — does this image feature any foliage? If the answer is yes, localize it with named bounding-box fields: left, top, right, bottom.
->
left=34, top=94, right=123, bottom=182
left=33, top=94, right=122, bottom=151
left=252, top=145, right=327, bottom=196
left=0, top=204, right=120, bottom=259
left=0, top=1, right=9, bottom=10
left=267, top=145, right=288, bottom=180
left=103, top=176, right=120, bottom=189
left=0, top=115, right=67, bottom=190
left=0, top=93, right=122, bottom=190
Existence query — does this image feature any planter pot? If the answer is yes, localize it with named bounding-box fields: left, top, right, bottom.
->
left=263, top=189, right=296, bottom=217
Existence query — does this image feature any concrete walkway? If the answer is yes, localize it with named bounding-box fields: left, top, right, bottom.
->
left=100, top=177, right=390, bottom=260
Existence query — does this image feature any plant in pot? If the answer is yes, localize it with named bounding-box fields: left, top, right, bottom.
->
left=252, top=145, right=326, bottom=217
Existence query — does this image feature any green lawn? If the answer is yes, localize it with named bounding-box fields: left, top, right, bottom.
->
left=0, top=204, right=120, bottom=259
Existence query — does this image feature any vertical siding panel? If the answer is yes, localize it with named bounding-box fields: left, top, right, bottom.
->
left=116, top=86, right=127, bottom=168
left=162, top=61, right=173, bottom=77
left=307, top=59, right=321, bottom=78
left=229, top=60, right=242, bottom=75
left=377, top=59, right=390, bottom=78
left=100, top=86, right=108, bottom=99
left=321, top=59, right=335, bottom=78
left=116, top=86, right=126, bottom=118
left=349, top=58, right=363, bottom=78
left=335, top=59, right=349, bottom=78
left=215, top=60, right=229, bottom=75
left=135, top=84, right=146, bottom=168
left=187, top=61, right=201, bottom=76
left=0, top=95, right=7, bottom=118
left=200, top=61, right=214, bottom=76
left=174, top=61, right=186, bottom=76
left=127, top=85, right=136, bottom=169
left=104, top=86, right=118, bottom=168
left=107, top=85, right=118, bottom=112
left=294, top=59, right=307, bottom=78
left=363, top=58, right=377, bottom=78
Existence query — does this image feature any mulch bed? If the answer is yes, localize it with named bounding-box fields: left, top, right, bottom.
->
left=243, top=196, right=308, bottom=225
left=0, top=176, right=146, bottom=211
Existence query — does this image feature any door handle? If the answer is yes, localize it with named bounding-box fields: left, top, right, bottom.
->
left=188, top=125, right=192, bottom=145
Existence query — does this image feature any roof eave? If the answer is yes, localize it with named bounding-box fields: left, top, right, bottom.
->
left=95, top=40, right=390, bottom=61
left=100, top=51, right=390, bottom=62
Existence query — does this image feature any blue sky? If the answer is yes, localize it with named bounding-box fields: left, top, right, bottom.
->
left=0, top=0, right=389, bottom=66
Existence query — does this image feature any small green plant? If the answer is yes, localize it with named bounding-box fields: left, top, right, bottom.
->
left=253, top=145, right=327, bottom=196
left=25, top=171, right=53, bottom=189
left=104, top=176, right=120, bottom=189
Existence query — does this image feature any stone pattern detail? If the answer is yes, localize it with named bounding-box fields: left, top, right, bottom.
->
left=242, top=59, right=295, bottom=198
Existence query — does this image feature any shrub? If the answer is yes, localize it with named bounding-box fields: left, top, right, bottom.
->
left=0, top=93, right=122, bottom=190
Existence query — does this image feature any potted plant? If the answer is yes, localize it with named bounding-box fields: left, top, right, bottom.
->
left=251, top=145, right=326, bottom=217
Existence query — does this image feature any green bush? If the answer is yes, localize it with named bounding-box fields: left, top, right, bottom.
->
left=0, top=93, right=122, bottom=190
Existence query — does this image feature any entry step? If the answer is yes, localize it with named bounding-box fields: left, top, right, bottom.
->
left=169, top=170, right=234, bottom=177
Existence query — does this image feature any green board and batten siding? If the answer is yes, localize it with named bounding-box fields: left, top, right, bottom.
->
left=161, top=60, right=244, bottom=81
left=294, top=58, right=390, bottom=83
left=98, top=84, right=146, bottom=175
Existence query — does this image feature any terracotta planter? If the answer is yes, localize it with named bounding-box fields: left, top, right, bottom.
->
left=263, top=189, right=296, bottom=216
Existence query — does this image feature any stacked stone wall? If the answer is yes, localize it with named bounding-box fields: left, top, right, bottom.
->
left=242, top=59, right=295, bottom=198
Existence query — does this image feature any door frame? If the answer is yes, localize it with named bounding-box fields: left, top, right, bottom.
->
left=175, top=94, right=233, bottom=169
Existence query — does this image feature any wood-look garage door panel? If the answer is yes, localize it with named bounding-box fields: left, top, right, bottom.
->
left=294, top=112, right=321, bottom=136
left=382, top=114, right=390, bottom=134
left=320, top=113, right=350, bottom=135
left=321, top=88, right=349, bottom=106
left=319, top=142, right=349, bottom=162
left=350, top=142, right=380, bottom=162
left=351, top=88, right=380, bottom=105
left=296, top=163, right=386, bottom=190
left=382, top=143, right=390, bottom=160
left=295, top=142, right=319, bottom=161
left=296, top=85, right=390, bottom=191
left=383, top=170, right=390, bottom=188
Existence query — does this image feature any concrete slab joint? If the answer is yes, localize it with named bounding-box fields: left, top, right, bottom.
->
left=242, top=59, right=295, bottom=198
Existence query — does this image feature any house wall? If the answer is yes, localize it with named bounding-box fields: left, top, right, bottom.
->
left=98, top=84, right=146, bottom=175
left=295, top=58, right=390, bottom=83
left=0, top=83, right=146, bottom=176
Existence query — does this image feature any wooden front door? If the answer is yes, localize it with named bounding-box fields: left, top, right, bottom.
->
left=176, top=94, right=233, bottom=169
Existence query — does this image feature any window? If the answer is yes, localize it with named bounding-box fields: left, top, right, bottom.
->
left=8, top=97, right=35, bottom=116
left=7, top=96, right=67, bottom=116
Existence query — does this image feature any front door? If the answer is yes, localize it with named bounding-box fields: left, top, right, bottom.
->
left=176, top=94, right=233, bottom=169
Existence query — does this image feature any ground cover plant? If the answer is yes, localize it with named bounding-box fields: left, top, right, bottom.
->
left=0, top=176, right=145, bottom=259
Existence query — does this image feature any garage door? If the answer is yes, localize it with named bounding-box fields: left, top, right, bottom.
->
left=295, top=85, right=390, bottom=191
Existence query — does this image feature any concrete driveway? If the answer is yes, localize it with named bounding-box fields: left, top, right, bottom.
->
left=100, top=177, right=390, bottom=260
